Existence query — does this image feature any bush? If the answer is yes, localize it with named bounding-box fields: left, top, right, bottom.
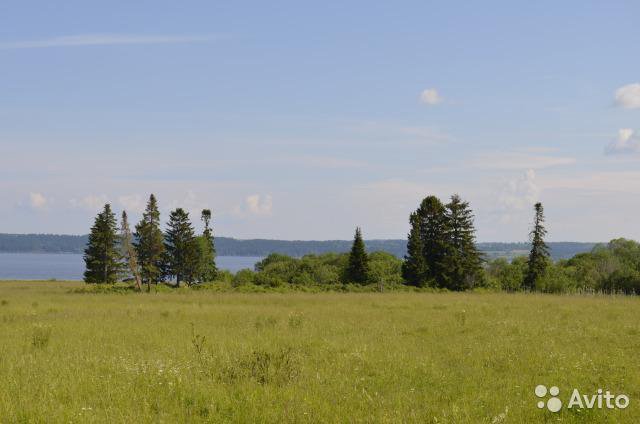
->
left=485, top=257, right=526, bottom=291
left=215, top=270, right=234, bottom=284
left=536, top=264, right=577, bottom=293
left=602, top=269, right=640, bottom=294
left=254, top=273, right=286, bottom=287
left=368, top=251, right=404, bottom=286
left=233, top=269, right=256, bottom=287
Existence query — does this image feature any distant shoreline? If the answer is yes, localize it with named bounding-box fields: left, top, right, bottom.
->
left=0, top=234, right=599, bottom=260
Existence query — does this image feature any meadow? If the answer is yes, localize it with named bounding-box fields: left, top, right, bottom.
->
left=0, top=281, right=639, bottom=423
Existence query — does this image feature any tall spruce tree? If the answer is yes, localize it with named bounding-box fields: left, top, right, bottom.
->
left=164, top=208, right=199, bottom=287
left=417, top=196, right=449, bottom=287
left=195, top=209, right=217, bottom=282
left=344, top=227, right=370, bottom=285
left=134, top=194, right=165, bottom=291
left=442, top=194, right=483, bottom=290
left=402, top=211, right=428, bottom=286
left=119, top=211, right=142, bottom=291
left=84, top=204, right=120, bottom=284
left=524, top=202, right=550, bottom=290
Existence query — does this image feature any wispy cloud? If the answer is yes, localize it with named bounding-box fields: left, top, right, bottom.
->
left=469, top=150, right=576, bottom=170
left=69, top=194, right=108, bottom=212
left=497, top=169, right=539, bottom=212
left=349, top=121, right=452, bottom=145
left=0, top=34, right=219, bottom=50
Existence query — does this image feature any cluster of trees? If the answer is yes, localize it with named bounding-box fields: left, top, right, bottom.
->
left=84, top=191, right=640, bottom=294
left=401, top=195, right=484, bottom=290
left=399, top=195, right=552, bottom=291
left=83, top=195, right=217, bottom=289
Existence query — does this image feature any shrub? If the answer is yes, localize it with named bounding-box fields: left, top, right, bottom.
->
left=602, top=269, right=640, bottom=294
left=233, top=269, right=256, bottom=287
left=485, top=257, right=526, bottom=291
left=254, top=273, right=285, bottom=287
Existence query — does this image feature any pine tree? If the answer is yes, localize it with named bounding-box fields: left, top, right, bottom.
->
left=442, top=194, right=483, bottom=290
left=195, top=209, right=217, bottom=282
left=164, top=208, right=199, bottom=287
left=402, top=212, right=428, bottom=286
left=417, top=196, right=449, bottom=287
left=119, top=211, right=142, bottom=291
left=84, top=204, right=120, bottom=284
left=524, top=202, right=550, bottom=290
left=344, top=227, right=370, bottom=285
left=134, top=194, right=165, bottom=291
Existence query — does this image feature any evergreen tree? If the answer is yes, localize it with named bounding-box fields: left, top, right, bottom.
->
left=134, top=194, right=165, bottom=291
left=83, top=204, right=120, bottom=284
left=344, top=227, right=370, bottom=284
left=524, top=202, right=550, bottom=290
left=164, top=208, right=199, bottom=287
left=195, top=209, right=217, bottom=282
left=119, top=211, right=142, bottom=291
left=402, top=212, right=428, bottom=286
left=417, top=196, right=449, bottom=287
left=442, top=194, right=483, bottom=290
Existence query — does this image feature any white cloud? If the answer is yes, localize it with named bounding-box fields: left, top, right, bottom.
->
left=70, top=194, right=109, bottom=212
left=498, top=169, right=539, bottom=212
left=29, top=192, right=48, bottom=209
left=0, top=34, right=217, bottom=50
left=614, top=83, right=640, bottom=109
left=470, top=151, right=576, bottom=170
left=245, top=194, right=273, bottom=216
left=166, top=189, right=211, bottom=218
left=605, top=128, right=640, bottom=155
left=118, top=194, right=145, bottom=214
left=420, top=88, right=442, bottom=105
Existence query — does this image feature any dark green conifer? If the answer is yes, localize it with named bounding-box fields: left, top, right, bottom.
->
left=83, top=204, right=120, bottom=284
left=164, top=208, right=199, bottom=287
left=134, top=194, right=165, bottom=291
left=417, top=196, right=449, bottom=287
left=442, top=194, right=483, bottom=290
left=345, top=227, right=370, bottom=284
left=524, top=202, right=550, bottom=290
left=402, top=212, right=429, bottom=286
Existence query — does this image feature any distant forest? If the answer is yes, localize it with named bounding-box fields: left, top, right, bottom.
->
left=0, top=233, right=596, bottom=261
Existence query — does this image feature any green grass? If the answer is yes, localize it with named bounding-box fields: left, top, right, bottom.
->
left=0, top=281, right=639, bottom=422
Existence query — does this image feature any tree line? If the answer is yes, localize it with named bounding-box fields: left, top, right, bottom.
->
left=84, top=193, right=558, bottom=292
left=84, top=194, right=217, bottom=290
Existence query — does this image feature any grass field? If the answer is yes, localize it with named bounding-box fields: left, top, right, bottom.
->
left=0, top=281, right=639, bottom=423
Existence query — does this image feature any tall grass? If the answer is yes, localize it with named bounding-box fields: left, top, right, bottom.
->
left=0, top=280, right=638, bottom=422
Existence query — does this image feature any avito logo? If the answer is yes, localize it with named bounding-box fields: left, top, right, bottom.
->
left=535, top=385, right=629, bottom=413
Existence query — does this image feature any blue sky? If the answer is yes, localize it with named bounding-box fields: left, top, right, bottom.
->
left=1, top=1, right=640, bottom=241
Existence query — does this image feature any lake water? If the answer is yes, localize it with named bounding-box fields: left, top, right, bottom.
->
left=0, top=253, right=263, bottom=280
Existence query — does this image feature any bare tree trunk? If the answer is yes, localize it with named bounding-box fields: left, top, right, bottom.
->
left=120, top=211, right=142, bottom=291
